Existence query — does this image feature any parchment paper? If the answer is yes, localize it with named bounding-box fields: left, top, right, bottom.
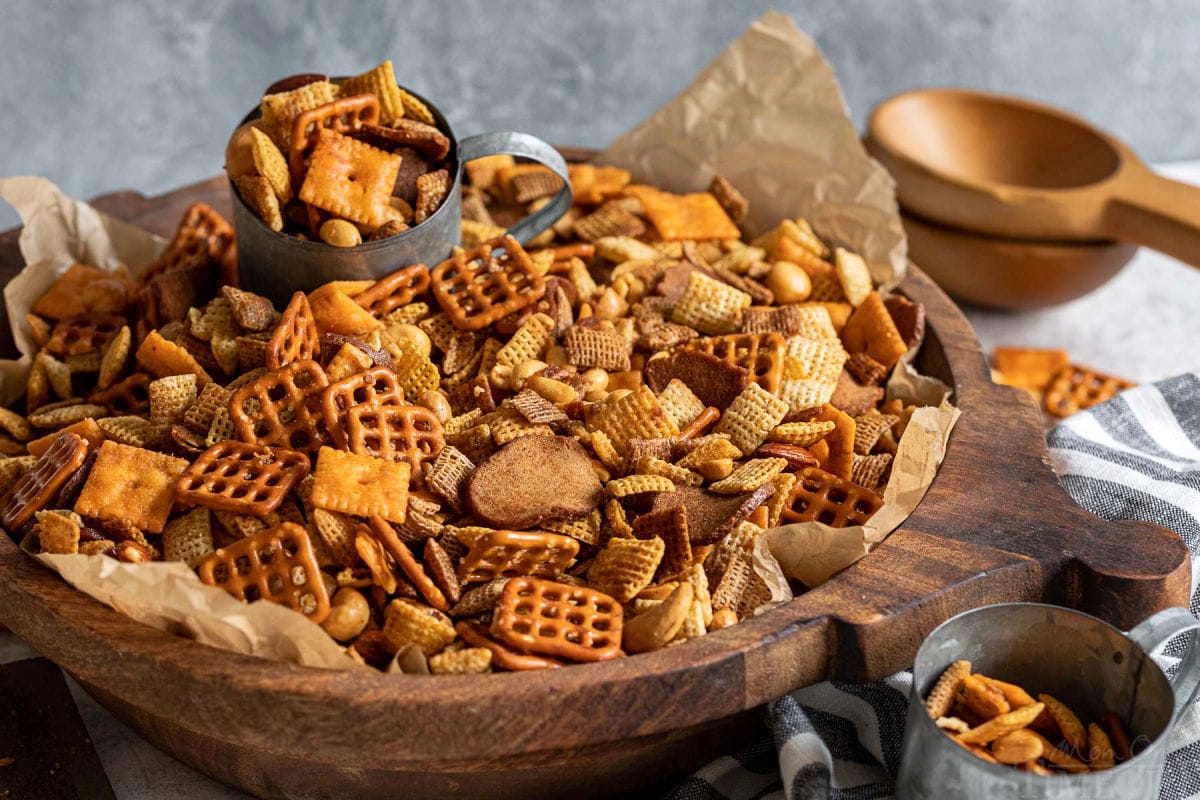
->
left=1, top=11, right=959, bottom=664
left=32, top=546, right=357, bottom=670
left=598, top=11, right=907, bottom=289
left=0, top=176, right=165, bottom=406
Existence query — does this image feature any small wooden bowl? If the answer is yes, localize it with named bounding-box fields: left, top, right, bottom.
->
left=865, top=87, right=1200, bottom=270
left=901, top=210, right=1139, bottom=310
left=0, top=173, right=1189, bottom=800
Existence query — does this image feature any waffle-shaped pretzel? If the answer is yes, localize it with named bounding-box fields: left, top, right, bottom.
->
left=354, top=264, right=431, bottom=318
left=267, top=291, right=321, bottom=370
left=779, top=466, right=882, bottom=528
left=457, top=529, right=580, bottom=584
left=430, top=236, right=546, bottom=331
left=175, top=441, right=310, bottom=515
left=197, top=522, right=330, bottom=622
left=288, top=94, right=381, bottom=187
left=0, top=432, right=88, bottom=530
left=229, top=360, right=329, bottom=454
left=346, top=405, right=444, bottom=478
left=689, top=333, right=786, bottom=397
left=140, top=202, right=235, bottom=286
left=88, top=372, right=151, bottom=415
left=172, top=202, right=236, bottom=261
left=319, top=366, right=404, bottom=448
left=1044, top=364, right=1135, bottom=418
left=46, top=314, right=126, bottom=357
left=491, top=577, right=623, bottom=663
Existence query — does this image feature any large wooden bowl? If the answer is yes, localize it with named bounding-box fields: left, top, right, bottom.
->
left=0, top=171, right=1190, bottom=800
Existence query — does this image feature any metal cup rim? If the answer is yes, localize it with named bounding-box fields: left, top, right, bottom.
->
left=228, top=80, right=462, bottom=256
left=910, top=601, right=1173, bottom=778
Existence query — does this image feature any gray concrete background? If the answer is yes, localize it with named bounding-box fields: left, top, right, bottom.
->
left=1, top=0, right=1199, bottom=232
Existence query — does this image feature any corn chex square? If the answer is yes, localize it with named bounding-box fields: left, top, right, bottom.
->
left=588, top=536, right=666, bottom=602
left=586, top=384, right=679, bottom=457
left=542, top=508, right=602, bottom=547
left=260, top=80, right=339, bottom=148
left=35, top=511, right=80, bottom=554
left=563, top=326, right=630, bottom=372
left=779, top=378, right=837, bottom=413
left=671, top=271, right=751, bottom=335
left=656, top=378, right=706, bottom=431
left=162, top=507, right=214, bottom=568
left=339, top=60, right=406, bottom=123
left=606, top=474, right=676, bottom=497
left=709, top=458, right=788, bottom=494
left=310, top=446, right=410, bottom=524
left=784, top=336, right=847, bottom=384
left=496, top=313, right=555, bottom=368
left=713, top=383, right=788, bottom=456
left=382, top=598, right=456, bottom=657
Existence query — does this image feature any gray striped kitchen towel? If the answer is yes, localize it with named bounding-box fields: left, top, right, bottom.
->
left=669, top=371, right=1200, bottom=800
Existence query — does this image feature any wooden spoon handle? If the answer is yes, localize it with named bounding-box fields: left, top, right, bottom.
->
left=1105, top=169, right=1200, bottom=267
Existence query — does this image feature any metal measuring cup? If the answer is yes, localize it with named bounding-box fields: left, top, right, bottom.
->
left=229, top=85, right=572, bottom=307
left=897, top=603, right=1200, bottom=799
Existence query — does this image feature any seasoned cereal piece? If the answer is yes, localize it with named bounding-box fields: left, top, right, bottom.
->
left=310, top=447, right=411, bottom=524
left=714, top=383, right=788, bottom=456
left=73, top=440, right=187, bottom=533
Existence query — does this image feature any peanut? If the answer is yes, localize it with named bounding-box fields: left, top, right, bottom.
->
left=765, top=260, right=812, bottom=303
left=321, top=588, right=371, bottom=642
left=319, top=219, right=362, bottom=248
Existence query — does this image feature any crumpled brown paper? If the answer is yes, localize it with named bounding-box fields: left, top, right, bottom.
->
left=599, top=11, right=959, bottom=593
left=599, top=11, right=908, bottom=289
left=31, top=546, right=357, bottom=670
left=0, top=176, right=165, bottom=406
left=1, top=11, right=959, bottom=664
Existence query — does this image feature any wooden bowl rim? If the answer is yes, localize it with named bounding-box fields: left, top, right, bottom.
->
left=20, top=162, right=1163, bottom=761
left=0, top=259, right=985, bottom=724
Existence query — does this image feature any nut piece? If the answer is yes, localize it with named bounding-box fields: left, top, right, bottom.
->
left=709, top=607, right=738, bottom=631
left=765, top=261, right=812, bottom=303
left=320, top=587, right=370, bottom=642
left=623, top=583, right=693, bottom=653
left=319, top=219, right=363, bottom=248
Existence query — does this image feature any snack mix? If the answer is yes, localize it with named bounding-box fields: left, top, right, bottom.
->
left=2, top=73, right=932, bottom=672
left=924, top=660, right=1135, bottom=774
left=226, top=61, right=454, bottom=246
left=990, top=347, right=1135, bottom=421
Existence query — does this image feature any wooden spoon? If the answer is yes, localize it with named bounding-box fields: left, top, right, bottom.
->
left=865, top=88, right=1200, bottom=267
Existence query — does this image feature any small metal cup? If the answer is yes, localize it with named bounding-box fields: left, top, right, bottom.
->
left=229, top=87, right=572, bottom=307
left=897, top=603, right=1200, bottom=799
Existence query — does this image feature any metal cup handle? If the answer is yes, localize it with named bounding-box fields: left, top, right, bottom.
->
left=1128, top=607, right=1200, bottom=719
left=458, top=132, right=573, bottom=245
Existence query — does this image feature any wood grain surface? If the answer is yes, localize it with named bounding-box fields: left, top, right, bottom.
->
left=0, top=163, right=1189, bottom=799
